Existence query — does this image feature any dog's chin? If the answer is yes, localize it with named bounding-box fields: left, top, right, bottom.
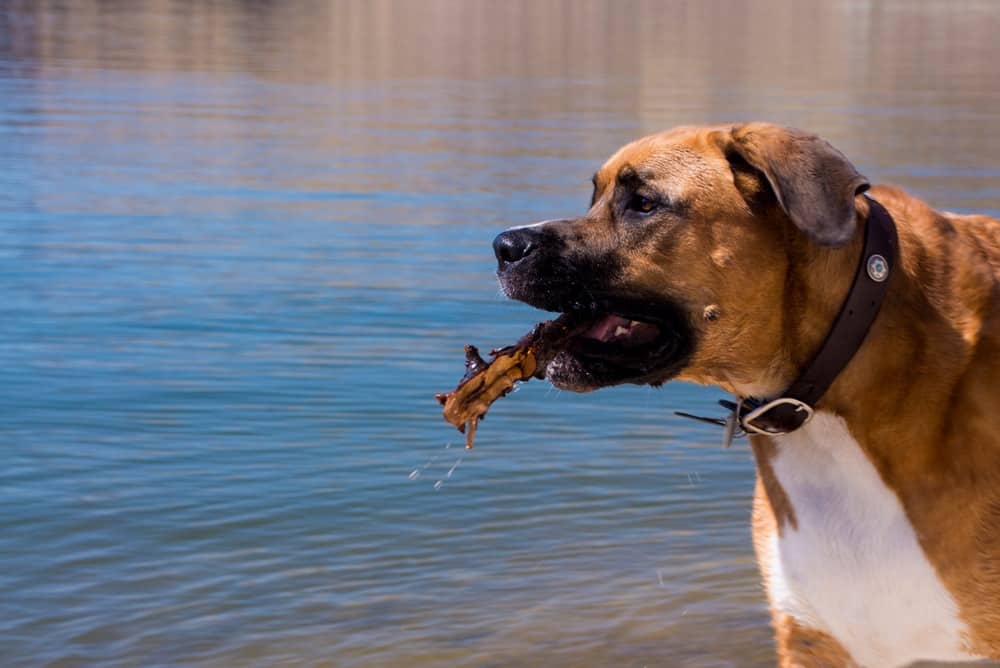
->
left=500, top=276, right=695, bottom=392
left=544, top=350, right=676, bottom=392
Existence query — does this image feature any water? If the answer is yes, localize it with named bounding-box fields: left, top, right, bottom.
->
left=2, top=2, right=999, bottom=666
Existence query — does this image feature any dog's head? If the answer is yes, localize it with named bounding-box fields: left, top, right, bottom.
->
left=495, top=123, right=869, bottom=394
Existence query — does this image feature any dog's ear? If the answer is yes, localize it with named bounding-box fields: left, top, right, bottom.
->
left=726, top=123, right=869, bottom=246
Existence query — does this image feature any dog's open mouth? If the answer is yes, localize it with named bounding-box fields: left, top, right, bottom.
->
left=490, top=237, right=695, bottom=391
left=434, top=305, right=689, bottom=445
left=434, top=301, right=693, bottom=446
left=574, top=313, right=664, bottom=356
left=435, top=237, right=697, bottom=444
left=541, top=304, right=692, bottom=391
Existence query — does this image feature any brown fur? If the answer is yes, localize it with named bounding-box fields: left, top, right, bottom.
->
left=590, top=124, right=1000, bottom=662
left=775, top=616, right=857, bottom=668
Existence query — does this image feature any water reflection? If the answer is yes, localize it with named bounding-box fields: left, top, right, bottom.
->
left=1, top=1, right=999, bottom=666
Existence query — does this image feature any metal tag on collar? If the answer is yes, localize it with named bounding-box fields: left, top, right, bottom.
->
left=740, top=397, right=815, bottom=435
left=866, top=253, right=890, bottom=282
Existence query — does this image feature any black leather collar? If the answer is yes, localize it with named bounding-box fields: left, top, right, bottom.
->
left=677, top=195, right=898, bottom=440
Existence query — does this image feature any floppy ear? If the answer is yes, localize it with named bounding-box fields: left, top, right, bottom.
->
left=728, top=123, right=869, bottom=246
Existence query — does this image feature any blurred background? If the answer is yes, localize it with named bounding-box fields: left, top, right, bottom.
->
left=2, top=1, right=999, bottom=666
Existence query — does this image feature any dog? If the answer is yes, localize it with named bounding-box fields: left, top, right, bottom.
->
left=491, top=123, right=1000, bottom=667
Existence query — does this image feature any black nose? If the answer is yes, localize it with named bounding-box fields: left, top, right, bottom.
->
left=493, top=228, right=538, bottom=267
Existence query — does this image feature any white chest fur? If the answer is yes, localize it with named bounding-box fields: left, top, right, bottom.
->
left=764, top=412, right=975, bottom=667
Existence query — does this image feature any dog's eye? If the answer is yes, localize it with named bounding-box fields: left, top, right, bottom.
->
left=627, top=195, right=658, bottom=214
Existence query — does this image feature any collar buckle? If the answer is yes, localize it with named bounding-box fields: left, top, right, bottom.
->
left=739, top=397, right=814, bottom=435
left=674, top=395, right=815, bottom=447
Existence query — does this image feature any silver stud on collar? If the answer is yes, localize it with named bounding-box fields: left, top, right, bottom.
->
left=866, top=254, right=889, bottom=282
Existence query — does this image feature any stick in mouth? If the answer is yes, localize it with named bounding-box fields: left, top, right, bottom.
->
left=434, top=318, right=575, bottom=449
left=434, top=306, right=684, bottom=447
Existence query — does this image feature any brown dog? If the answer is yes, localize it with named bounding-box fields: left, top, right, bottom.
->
left=492, top=123, right=1000, bottom=667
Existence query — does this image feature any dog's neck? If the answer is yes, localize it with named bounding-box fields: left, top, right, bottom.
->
left=780, top=198, right=872, bottom=392
left=785, top=190, right=996, bottom=481
left=719, top=196, right=871, bottom=401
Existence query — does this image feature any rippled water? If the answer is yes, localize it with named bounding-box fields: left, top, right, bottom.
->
left=2, top=2, right=1000, bottom=666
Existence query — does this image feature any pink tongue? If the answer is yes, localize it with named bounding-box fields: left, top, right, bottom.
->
left=584, top=314, right=632, bottom=342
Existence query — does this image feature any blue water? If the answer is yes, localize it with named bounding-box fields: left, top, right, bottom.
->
left=2, top=2, right=1000, bottom=667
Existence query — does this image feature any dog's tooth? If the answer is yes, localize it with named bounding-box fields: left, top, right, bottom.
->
left=614, top=325, right=629, bottom=337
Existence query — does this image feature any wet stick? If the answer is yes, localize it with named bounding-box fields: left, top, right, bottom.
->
left=434, top=317, right=579, bottom=448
